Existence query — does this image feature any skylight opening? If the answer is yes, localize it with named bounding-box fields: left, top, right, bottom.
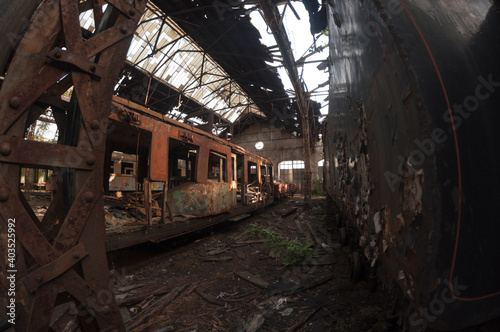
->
left=119, top=3, right=262, bottom=123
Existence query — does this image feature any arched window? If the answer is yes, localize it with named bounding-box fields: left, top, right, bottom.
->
left=278, top=160, right=304, bottom=185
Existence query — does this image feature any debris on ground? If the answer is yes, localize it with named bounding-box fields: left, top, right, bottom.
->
left=107, top=197, right=391, bottom=331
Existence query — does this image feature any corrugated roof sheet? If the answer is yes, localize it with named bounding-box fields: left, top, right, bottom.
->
left=80, top=3, right=264, bottom=123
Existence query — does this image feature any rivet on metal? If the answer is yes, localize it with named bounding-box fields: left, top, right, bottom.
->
left=120, top=26, right=128, bottom=34
left=0, top=188, right=9, bottom=202
left=101, top=306, right=111, bottom=314
left=86, top=155, right=96, bottom=166
left=90, top=120, right=100, bottom=130
left=9, top=96, right=21, bottom=109
left=36, top=274, right=43, bottom=283
left=0, top=142, right=12, bottom=156
left=84, top=191, right=94, bottom=203
left=73, top=254, right=80, bottom=259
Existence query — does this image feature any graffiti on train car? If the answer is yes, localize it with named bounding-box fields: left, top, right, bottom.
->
left=168, top=182, right=237, bottom=217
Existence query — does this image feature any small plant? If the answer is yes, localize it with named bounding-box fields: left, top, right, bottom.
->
left=247, top=224, right=312, bottom=266
left=312, top=176, right=325, bottom=196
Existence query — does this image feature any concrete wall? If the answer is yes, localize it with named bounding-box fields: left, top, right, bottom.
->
left=231, top=123, right=323, bottom=181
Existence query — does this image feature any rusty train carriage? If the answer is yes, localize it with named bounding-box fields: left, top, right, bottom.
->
left=105, top=96, right=274, bottom=250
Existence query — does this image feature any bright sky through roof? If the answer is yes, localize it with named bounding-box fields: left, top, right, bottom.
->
left=249, top=3, right=329, bottom=114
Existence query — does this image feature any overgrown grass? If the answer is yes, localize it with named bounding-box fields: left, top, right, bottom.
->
left=247, top=225, right=312, bottom=266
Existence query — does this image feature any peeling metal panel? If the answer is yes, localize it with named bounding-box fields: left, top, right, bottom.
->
left=325, top=0, right=500, bottom=329
left=167, top=182, right=236, bottom=217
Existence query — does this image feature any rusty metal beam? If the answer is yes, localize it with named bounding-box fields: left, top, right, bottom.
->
left=257, top=0, right=313, bottom=204
left=0, top=0, right=147, bottom=330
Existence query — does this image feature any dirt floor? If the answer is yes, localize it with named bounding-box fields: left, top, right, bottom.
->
left=19, top=193, right=500, bottom=331
left=101, top=197, right=395, bottom=332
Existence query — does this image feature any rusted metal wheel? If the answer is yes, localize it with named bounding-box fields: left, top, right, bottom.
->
left=349, top=251, right=362, bottom=284
left=0, top=1, right=146, bottom=330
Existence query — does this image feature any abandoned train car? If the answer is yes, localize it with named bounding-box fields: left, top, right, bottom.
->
left=324, top=0, right=500, bottom=330
left=104, top=96, right=275, bottom=250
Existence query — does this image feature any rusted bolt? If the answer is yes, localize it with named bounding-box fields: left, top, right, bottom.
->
left=120, top=26, right=128, bottom=34
left=90, top=120, right=100, bottom=130
left=101, top=305, right=111, bottom=314
left=0, top=142, right=12, bottom=156
left=84, top=191, right=94, bottom=203
left=73, top=254, right=80, bottom=259
left=55, top=48, right=62, bottom=58
left=86, top=155, right=96, bottom=166
left=0, top=188, right=9, bottom=202
left=128, top=9, right=135, bottom=16
left=90, top=65, right=97, bottom=73
left=9, top=96, right=21, bottom=109
left=36, top=274, right=43, bottom=283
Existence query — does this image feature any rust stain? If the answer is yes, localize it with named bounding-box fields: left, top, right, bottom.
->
left=168, top=182, right=236, bottom=217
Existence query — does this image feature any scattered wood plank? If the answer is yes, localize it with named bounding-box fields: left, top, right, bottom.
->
left=233, top=248, right=247, bottom=260
left=205, top=247, right=230, bottom=256
left=296, top=275, right=335, bottom=292
left=245, top=313, right=265, bottom=332
left=276, top=207, right=297, bottom=217
left=231, top=240, right=265, bottom=247
left=117, top=284, right=146, bottom=293
left=201, top=256, right=233, bottom=262
left=294, top=219, right=305, bottom=234
left=305, top=222, right=325, bottom=247
left=127, top=284, right=189, bottom=331
left=235, top=271, right=269, bottom=289
left=286, top=307, right=321, bottom=332
left=117, top=285, right=170, bottom=306
left=227, top=291, right=256, bottom=300
left=194, top=288, right=225, bottom=306
left=184, top=284, right=197, bottom=296
left=317, top=226, right=331, bottom=238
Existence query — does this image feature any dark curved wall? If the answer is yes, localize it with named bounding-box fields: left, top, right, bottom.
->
left=324, top=0, right=500, bottom=329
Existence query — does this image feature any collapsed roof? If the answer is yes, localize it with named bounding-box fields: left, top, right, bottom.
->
left=80, top=0, right=322, bottom=137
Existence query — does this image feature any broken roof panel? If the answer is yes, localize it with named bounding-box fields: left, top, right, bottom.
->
left=126, top=3, right=260, bottom=123
left=80, top=1, right=299, bottom=135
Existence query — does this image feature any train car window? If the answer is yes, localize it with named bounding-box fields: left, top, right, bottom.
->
left=260, top=165, right=266, bottom=183
left=169, top=139, right=198, bottom=188
left=248, top=162, right=258, bottom=185
left=208, top=151, right=227, bottom=182
left=109, top=151, right=137, bottom=191
left=122, top=162, right=135, bottom=175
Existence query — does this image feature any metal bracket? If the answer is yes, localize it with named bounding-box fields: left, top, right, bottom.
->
left=47, top=47, right=103, bottom=78
left=0, top=135, right=94, bottom=170
left=24, top=242, right=89, bottom=293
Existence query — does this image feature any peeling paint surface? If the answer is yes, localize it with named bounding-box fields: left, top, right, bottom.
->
left=168, top=182, right=236, bottom=217
left=324, top=0, right=500, bottom=329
